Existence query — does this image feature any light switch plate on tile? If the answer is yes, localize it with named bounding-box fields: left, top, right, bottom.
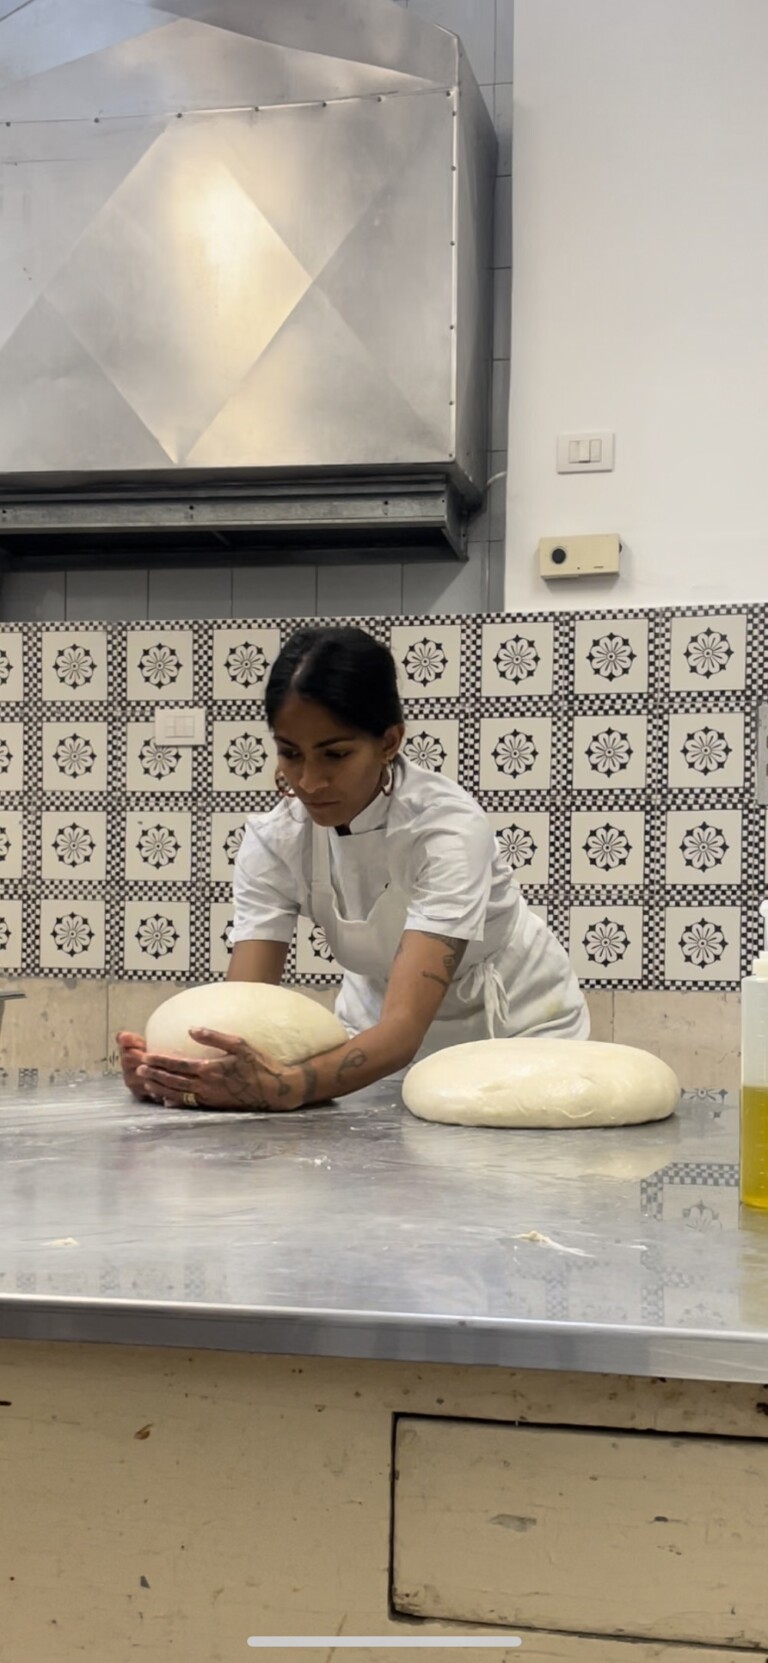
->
left=154, top=706, right=206, bottom=745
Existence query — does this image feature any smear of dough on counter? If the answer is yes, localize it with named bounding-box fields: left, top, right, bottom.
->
left=145, top=980, right=347, bottom=1065
left=402, top=1038, right=680, bottom=1128
left=512, top=1231, right=591, bottom=1256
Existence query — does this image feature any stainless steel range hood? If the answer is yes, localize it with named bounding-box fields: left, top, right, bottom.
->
left=0, top=0, right=496, bottom=565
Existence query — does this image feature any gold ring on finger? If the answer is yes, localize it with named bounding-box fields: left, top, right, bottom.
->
left=182, top=1090, right=199, bottom=1108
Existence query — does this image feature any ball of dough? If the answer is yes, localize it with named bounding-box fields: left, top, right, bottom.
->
left=145, top=981, right=347, bottom=1065
left=402, top=1038, right=680, bottom=1128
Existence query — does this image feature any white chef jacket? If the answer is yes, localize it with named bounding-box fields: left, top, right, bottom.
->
left=231, top=757, right=588, bottom=1057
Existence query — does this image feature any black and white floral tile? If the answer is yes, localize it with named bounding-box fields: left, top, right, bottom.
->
left=0, top=604, right=765, bottom=989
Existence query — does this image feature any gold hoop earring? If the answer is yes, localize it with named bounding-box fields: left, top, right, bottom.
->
left=381, top=762, right=395, bottom=798
left=275, top=770, right=296, bottom=799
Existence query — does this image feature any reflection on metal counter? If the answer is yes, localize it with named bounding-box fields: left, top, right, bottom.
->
left=0, top=1077, right=766, bottom=1381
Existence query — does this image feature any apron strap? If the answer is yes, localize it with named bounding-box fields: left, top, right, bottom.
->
left=455, top=958, right=510, bottom=1039
left=310, top=821, right=334, bottom=899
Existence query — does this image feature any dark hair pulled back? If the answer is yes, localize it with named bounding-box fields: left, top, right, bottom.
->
left=265, top=626, right=403, bottom=738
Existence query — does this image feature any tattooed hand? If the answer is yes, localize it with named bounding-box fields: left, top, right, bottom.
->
left=137, top=1029, right=305, bottom=1113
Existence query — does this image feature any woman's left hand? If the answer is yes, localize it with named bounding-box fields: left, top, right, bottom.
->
left=136, top=1028, right=302, bottom=1112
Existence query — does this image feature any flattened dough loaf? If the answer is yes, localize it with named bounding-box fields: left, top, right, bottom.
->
left=402, top=1038, right=680, bottom=1128
left=145, top=981, right=347, bottom=1065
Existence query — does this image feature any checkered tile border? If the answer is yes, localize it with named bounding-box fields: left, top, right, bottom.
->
left=0, top=605, right=764, bottom=985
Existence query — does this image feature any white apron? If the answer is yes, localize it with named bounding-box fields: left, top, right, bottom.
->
left=309, top=823, right=588, bottom=1065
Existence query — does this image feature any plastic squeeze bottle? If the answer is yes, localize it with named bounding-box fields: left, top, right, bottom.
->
left=740, top=899, right=768, bottom=1210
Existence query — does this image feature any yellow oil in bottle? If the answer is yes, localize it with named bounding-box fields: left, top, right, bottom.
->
left=740, top=1086, right=768, bottom=1209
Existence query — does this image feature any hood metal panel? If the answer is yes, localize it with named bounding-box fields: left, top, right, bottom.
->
left=0, top=0, right=454, bottom=119
left=0, top=0, right=494, bottom=562
left=0, top=94, right=454, bottom=470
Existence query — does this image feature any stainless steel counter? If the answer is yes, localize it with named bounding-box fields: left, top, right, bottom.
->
left=0, top=1079, right=765, bottom=1383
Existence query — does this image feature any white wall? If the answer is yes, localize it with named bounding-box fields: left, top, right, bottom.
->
left=506, top=0, right=768, bottom=608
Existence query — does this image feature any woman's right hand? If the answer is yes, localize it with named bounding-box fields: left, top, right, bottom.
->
left=117, top=1031, right=158, bottom=1101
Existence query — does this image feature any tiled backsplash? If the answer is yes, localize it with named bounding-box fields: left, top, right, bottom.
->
left=0, top=604, right=765, bottom=992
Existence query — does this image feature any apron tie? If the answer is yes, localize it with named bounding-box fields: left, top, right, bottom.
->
left=455, top=958, right=511, bottom=1039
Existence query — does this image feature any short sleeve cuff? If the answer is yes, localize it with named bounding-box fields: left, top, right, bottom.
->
left=404, top=909, right=485, bottom=944
left=229, top=919, right=296, bottom=946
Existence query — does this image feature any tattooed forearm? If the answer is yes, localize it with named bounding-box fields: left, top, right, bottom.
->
left=429, top=935, right=468, bottom=986
left=300, top=1062, right=319, bottom=1103
left=335, top=1047, right=366, bottom=1085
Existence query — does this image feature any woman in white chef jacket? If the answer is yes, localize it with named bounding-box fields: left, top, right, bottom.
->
left=124, top=626, right=588, bottom=1111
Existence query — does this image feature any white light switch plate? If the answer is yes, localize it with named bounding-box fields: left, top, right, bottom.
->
left=539, top=533, right=621, bottom=579
left=154, top=706, right=206, bottom=745
left=557, top=431, right=615, bottom=473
